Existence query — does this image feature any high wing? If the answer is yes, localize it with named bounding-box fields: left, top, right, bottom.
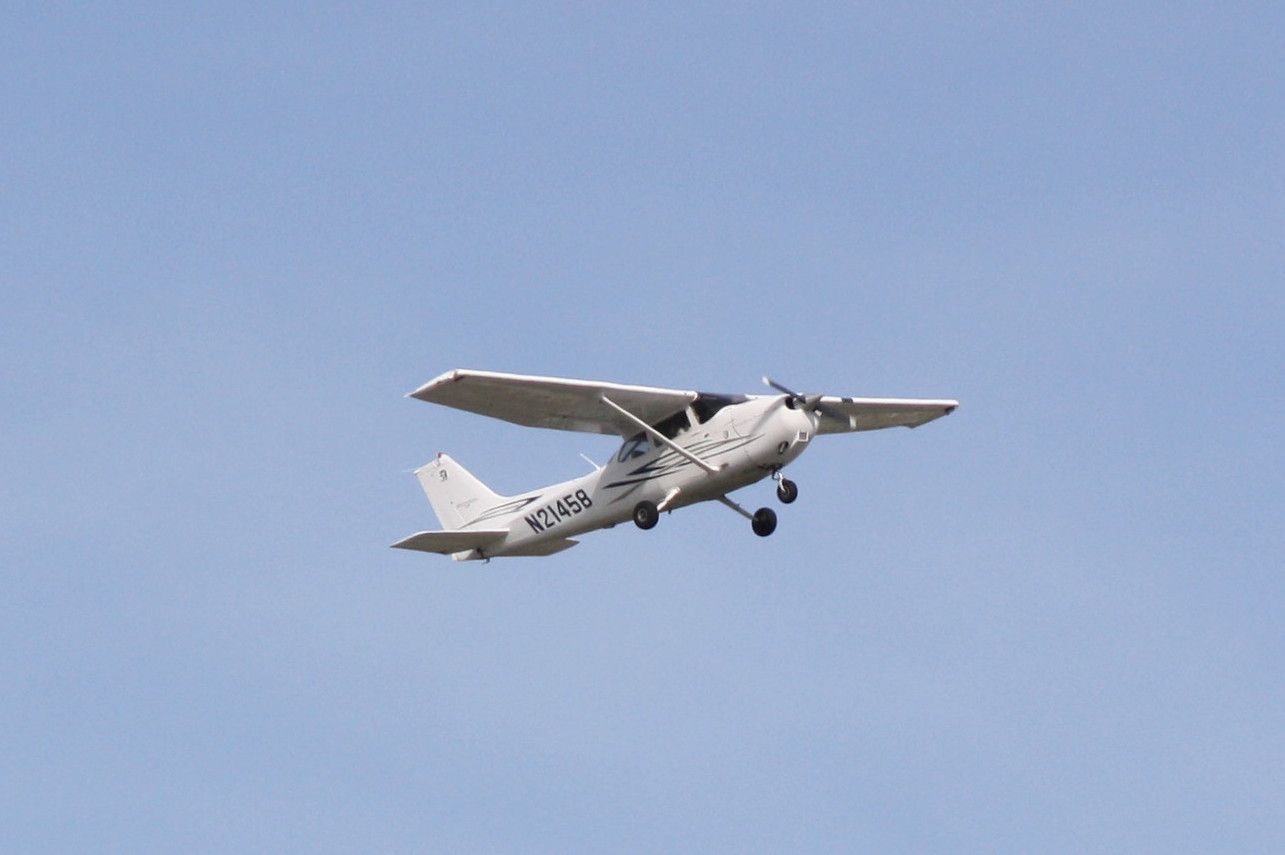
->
left=407, top=369, right=698, bottom=436
left=813, top=396, right=959, bottom=434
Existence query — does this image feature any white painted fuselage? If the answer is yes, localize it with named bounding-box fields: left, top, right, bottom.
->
left=454, top=396, right=813, bottom=559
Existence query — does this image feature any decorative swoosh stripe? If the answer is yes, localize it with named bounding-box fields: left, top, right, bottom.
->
left=603, top=434, right=759, bottom=491
left=465, top=495, right=540, bottom=526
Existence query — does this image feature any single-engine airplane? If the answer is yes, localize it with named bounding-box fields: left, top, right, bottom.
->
left=393, top=369, right=957, bottom=560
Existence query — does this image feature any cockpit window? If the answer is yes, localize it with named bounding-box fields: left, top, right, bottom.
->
left=618, top=400, right=734, bottom=461
left=617, top=433, right=649, bottom=462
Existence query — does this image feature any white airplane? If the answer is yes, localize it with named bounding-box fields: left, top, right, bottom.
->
left=393, top=369, right=957, bottom=560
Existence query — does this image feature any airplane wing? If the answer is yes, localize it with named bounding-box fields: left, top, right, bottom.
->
left=408, top=369, right=698, bottom=436
left=813, top=397, right=958, bottom=434
left=390, top=528, right=509, bottom=554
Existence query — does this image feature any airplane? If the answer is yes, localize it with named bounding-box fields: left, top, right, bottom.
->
left=393, top=369, right=957, bottom=560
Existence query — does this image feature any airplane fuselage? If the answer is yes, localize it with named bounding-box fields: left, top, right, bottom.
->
left=456, top=396, right=814, bottom=558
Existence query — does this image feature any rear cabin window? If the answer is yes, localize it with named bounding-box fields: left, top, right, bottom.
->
left=617, top=433, right=649, bottom=461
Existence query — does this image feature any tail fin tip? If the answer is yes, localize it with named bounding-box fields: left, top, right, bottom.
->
left=414, top=453, right=503, bottom=530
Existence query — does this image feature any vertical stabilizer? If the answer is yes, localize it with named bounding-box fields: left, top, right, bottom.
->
left=414, top=453, right=503, bottom=530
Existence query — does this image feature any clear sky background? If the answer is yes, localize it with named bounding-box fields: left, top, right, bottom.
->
left=4, top=4, right=1283, bottom=852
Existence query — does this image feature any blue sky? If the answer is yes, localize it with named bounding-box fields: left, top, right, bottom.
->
left=3, top=4, right=1282, bottom=852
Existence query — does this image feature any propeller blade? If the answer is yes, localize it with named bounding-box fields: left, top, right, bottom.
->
left=762, top=376, right=801, bottom=398
left=764, top=376, right=829, bottom=416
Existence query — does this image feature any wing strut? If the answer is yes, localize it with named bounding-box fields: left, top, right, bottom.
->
left=599, top=395, right=722, bottom=476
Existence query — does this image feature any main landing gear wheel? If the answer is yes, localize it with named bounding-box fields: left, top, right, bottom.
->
left=776, top=478, right=798, bottom=504
left=751, top=507, right=777, bottom=537
left=633, top=500, right=659, bottom=530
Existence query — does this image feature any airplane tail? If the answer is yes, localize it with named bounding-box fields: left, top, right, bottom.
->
left=414, top=453, right=504, bottom=530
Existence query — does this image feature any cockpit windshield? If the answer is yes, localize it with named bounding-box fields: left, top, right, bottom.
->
left=691, top=392, right=748, bottom=424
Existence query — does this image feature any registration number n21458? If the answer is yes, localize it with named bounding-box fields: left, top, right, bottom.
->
left=524, top=489, right=593, bottom=533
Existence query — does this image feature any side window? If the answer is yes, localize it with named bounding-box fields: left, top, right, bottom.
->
left=653, top=409, right=691, bottom=439
left=617, top=433, right=649, bottom=462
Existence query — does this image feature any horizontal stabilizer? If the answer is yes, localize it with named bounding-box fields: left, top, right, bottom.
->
left=503, top=538, right=579, bottom=557
left=391, top=529, right=508, bottom=554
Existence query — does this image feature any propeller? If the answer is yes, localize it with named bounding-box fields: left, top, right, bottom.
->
left=761, top=376, right=825, bottom=412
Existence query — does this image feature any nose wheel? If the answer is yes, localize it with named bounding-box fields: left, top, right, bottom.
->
left=775, top=478, right=798, bottom=504
left=771, top=469, right=799, bottom=504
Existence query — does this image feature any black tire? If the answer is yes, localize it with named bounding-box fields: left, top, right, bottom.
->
left=751, top=507, right=777, bottom=537
left=776, top=478, right=798, bottom=504
left=633, top=500, right=659, bottom=530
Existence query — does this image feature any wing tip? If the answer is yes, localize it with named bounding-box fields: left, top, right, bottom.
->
left=916, top=402, right=958, bottom=428
left=407, top=369, right=466, bottom=401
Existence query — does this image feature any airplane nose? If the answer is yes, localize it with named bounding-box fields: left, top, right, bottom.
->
left=792, top=404, right=817, bottom=433
left=768, top=408, right=814, bottom=462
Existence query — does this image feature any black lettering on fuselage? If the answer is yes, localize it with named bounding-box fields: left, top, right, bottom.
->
left=522, top=490, right=595, bottom=535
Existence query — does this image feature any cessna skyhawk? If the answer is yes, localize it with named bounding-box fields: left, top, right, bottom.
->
left=394, top=369, right=957, bottom=560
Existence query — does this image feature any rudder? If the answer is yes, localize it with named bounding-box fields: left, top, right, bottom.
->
left=414, top=453, right=503, bottom=530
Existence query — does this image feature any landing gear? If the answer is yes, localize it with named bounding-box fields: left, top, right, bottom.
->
left=716, top=495, right=780, bottom=537
left=633, top=500, right=659, bottom=530
left=771, top=469, right=798, bottom=504
left=751, top=507, right=777, bottom=537
left=776, top=478, right=798, bottom=504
